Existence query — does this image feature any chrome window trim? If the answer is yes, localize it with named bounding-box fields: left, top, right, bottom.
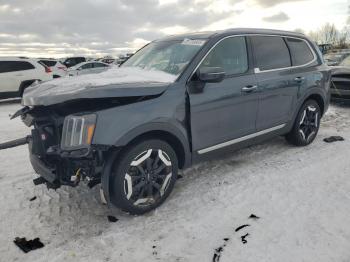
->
left=188, top=34, right=318, bottom=81
left=197, top=123, right=286, bottom=154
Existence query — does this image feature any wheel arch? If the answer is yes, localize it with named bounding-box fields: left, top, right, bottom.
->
left=304, top=93, right=325, bottom=116
left=114, top=122, right=191, bottom=170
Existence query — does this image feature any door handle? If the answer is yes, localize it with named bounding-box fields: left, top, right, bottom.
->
left=294, top=76, right=305, bottom=83
left=241, top=85, right=258, bottom=93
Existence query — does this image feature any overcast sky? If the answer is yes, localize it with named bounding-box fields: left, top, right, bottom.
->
left=0, top=0, right=348, bottom=58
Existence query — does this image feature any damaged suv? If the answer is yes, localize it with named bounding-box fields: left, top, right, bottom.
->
left=13, top=29, right=330, bottom=215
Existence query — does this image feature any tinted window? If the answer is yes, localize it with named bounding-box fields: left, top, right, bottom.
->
left=81, top=63, right=93, bottom=69
left=251, top=36, right=291, bottom=71
left=0, top=61, right=34, bottom=73
left=93, top=63, right=107, bottom=68
left=285, top=38, right=314, bottom=66
left=200, top=36, right=248, bottom=75
left=39, top=60, right=57, bottom=67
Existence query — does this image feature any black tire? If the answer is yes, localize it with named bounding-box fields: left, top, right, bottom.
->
left=109, top=139, right=178, bottom=215
left=286, top=99, right=321, bottom=146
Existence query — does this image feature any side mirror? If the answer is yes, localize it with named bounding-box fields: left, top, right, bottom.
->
left=197, top=67, right=225, bottom=83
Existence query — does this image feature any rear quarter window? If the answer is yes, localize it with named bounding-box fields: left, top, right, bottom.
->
left=251, top=36, right=291, bottom=71
left=0, top=61, right=35, bottom=73
left=285, top=38, right=315, bottom=66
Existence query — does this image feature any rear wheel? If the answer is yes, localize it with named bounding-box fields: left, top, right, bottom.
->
left=286, top=99, right=321, bottom=146
left=110, top=139, right=178, bottom=215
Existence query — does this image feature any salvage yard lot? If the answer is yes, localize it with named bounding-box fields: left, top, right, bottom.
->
left=1, top=100, right=350, bottom=262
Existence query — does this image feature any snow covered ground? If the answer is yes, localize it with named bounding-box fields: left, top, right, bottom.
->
left=0, top=99, right=350, bottom=262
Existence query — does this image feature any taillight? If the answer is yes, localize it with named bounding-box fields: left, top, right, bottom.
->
left=45, top=66, right=52, bottom=73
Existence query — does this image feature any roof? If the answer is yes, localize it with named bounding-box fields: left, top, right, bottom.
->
left=157, top=28, right=306, bottom=41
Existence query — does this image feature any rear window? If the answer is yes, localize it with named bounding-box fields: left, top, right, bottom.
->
left=251, top=36, right=291, bottom=71
left=0, top=61, right=35, bottom=73
left=285, top=38, right=314, bottom=66
left=39, top=60, right=57, bottom=67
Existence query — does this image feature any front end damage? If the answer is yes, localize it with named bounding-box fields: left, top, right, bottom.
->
left=9, top=94, right=158, bottom=191
left=21, top=102, right=113, bottom=190
left=8, top=76, right=170, bottom=191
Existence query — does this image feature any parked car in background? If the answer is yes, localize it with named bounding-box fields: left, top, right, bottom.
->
left=318, top=44, right=332, bottom=54
left=100, top=58, right=115, bottom=64
left=115, top=53, right=134, bottom=65
left=38, top=59, right=67, bottom=78
left=67, top=61, right=110, bottom=76
left=0, top=57, right=52, bottom=98
left=330, top=56, right=350, bottom=100
left=18, top=28, right=330, bottom=215
left=324, top=51, right=350, bottom=66
left=60, top=57, right=86, bottom=68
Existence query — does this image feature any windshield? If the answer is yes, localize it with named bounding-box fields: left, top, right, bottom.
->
left=122, top=39, right=206, bottom=76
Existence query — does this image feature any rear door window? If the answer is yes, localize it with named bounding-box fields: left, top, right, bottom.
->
left=285, top=38, right=314, bottom=66
left=200, top=36, right=248, bottom=75
left=251, top=36, right=291, bottom=71
left=0, top=61, right=34, bottom=73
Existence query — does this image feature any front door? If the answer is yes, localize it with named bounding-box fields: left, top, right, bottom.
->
left=188, top=36, right=259, bottom=154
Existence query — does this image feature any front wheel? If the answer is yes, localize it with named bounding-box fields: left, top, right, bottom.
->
left=109, top=139, right=178, bottom=215
left=286, top=99, right=321, bottom=146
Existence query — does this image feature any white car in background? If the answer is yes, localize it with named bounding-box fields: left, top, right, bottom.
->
left=38, top=59, right=67, bottom=78
left=67, top=61, right=111, bottom=76
left=0, top=57, right=53, bottom=99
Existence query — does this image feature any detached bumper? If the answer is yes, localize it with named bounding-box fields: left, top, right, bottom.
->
left=28, top=141, right=60, bottom=188
left=29, top=150, right=57, bottom=184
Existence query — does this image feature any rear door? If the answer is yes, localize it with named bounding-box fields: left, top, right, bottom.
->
left=188, top=36, right=259, bottom=154
left=251, top=35, right=298, bottom=131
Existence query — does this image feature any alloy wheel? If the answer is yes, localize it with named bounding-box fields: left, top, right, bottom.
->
left=299, top=105, right=319, bottom=142
left=123, top=149, right=173, bottom=207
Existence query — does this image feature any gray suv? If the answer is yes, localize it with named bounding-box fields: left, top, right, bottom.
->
left=16, top=29, right=331, bottom=215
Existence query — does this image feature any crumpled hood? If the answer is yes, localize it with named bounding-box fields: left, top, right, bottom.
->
left=22, top=67, right=177, bottom=106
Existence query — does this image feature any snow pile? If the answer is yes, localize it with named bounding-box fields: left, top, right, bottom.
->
left=24, top=67, right=177, bottom=97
